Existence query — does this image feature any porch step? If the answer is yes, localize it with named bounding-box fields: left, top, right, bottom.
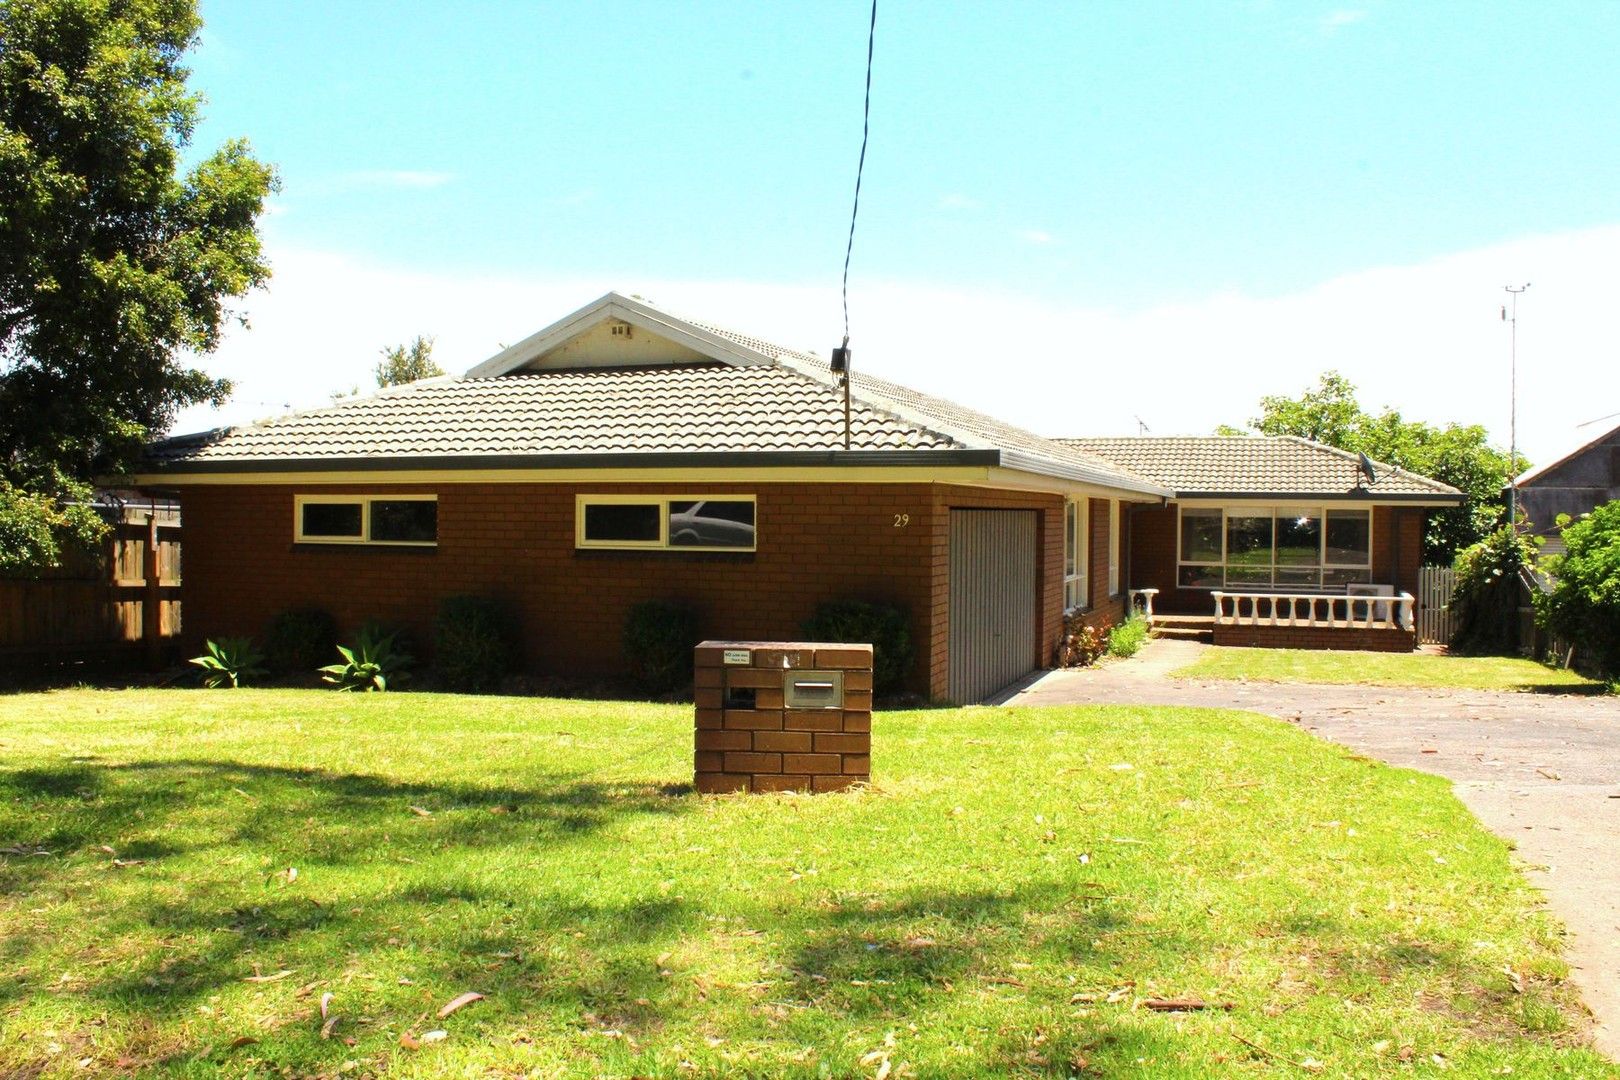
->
left=1150, top=614, right=1214, bottom=643
left=1154, top=625, right=1214, bottom=643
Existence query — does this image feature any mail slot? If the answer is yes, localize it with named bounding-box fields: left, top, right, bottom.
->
left=784, top=670, right=844, bottom=709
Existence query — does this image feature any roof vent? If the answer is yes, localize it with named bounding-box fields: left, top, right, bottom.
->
left=609, top=320, right=633, bottom=338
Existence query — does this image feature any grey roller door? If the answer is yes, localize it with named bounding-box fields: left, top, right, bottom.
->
left=948, top=509, right=1038, bottom=703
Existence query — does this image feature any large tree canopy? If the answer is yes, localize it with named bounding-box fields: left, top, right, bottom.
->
left=0, top=0, right=275, bottom=569
left=1229, top=371, right=1524, bottom=564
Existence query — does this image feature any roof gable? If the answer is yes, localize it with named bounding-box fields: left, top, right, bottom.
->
left=467, top=292, right=780, bottom=376
left=1514, top=420, right=1620, bottom=488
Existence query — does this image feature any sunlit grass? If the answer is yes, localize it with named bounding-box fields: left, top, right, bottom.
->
left=1173, top=647, right=1602, bottom=692
left=0, top=689, right=1609, bottom=1077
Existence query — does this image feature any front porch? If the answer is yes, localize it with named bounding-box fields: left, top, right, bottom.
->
left=1130, top=587, right=1418, bottom=652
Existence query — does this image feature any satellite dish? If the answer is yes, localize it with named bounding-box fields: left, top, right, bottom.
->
left=1357, top=452, right=1378, bottom=488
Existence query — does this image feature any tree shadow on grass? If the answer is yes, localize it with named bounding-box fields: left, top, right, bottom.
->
left=1, top=758, right=688, bottom=889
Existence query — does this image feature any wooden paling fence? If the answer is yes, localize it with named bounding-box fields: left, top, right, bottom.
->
left=0, top=517, right=181, bottom=669
left=1416, top=565, right=1456, bottom=645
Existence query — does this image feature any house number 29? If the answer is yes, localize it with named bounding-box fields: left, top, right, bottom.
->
left=893, top=514, right=910, bottom=527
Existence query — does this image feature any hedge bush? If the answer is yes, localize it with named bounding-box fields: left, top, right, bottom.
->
left=263, top=608, right=337, bottom=675
left=801, top=599, right=912, bottom=694
left=1449, top=524, right=1536, bottom=655
left=623, top=600, right=699, bottom=694
left=1107, top=616, right=1150, bottom=658
left=1541, top=501, right=1620, bottom=677
left=433, top=596, right=518, bottom=693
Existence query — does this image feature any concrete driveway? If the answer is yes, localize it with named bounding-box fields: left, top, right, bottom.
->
left=1009, top=639, right=1620, bottom=1058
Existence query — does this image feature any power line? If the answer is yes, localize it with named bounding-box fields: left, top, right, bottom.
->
left=839, top=0, right=877, bottom=352
left=832, top=0, right=877, bottom=451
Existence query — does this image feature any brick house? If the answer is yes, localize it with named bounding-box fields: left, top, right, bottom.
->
left=129, top=294, right=1462, bottom=698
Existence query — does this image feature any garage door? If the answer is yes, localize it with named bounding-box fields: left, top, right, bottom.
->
left=948, top=509, right=1038, bottom=703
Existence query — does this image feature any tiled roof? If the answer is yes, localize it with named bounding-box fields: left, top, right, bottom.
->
left=143, top=297, right=1171, bottom=495
left=692, top=321, right=1161, bottom=491
left=1063, top=436, right=1463, bottom=500
left=146, top=363, right=962, bottom=464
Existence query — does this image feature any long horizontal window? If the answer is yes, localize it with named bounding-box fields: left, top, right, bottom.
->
left=1178, top=506, right=1370, bottom=590
left=294, top=495, right=437, bottom=546
left=576, top=495, right=756, bottom=551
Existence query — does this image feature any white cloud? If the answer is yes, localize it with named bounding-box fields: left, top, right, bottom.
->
left=936, top=193, right=981, bottom=211
left=1018, top=229, right=1055, bottom=245
left=176, top=224, right=1620, bottom=466
left=1322, top=9, right=1368, bottom=32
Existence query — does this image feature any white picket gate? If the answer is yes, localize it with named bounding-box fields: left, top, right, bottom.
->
left=1417, top=565, right=1457, bottom=645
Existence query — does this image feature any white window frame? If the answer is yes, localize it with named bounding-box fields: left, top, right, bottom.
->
left=1175, top=503, right=1375, bottom=590
left=293, top=494, right=438, bottom=547
left=1063, top=499, right=1090, bottom=611
left=575, top=494, right=757, bottom=552
left=1107, top=500, right=1121, bottom=596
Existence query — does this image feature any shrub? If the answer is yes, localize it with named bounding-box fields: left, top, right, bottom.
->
left=1057, top=615, right=1106, bottom=668
left=1540, top=501, right=1620, bottom=678
left=263, top=608, right=337, bottom=675
left=801, top=599, right=913, bottom=694
left=189, top=637, right=267, bottom=688
left=623, top=600, right=699, bottom=694
left=1450, top=524, right=1537, bottom=655
left=1107, top=616, right=1150, bottom=658
left=434, top=596, right=519, bottom=693
left=321, top=623, right=414, bottom=692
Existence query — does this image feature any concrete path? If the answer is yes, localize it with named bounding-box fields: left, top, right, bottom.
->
left=1009, top=639, right=1620, bottom=1058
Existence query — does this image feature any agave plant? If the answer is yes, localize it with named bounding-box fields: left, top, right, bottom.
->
left=189, top=638, right=268, bottom=688
left=320, top=624, right=414, bottom=692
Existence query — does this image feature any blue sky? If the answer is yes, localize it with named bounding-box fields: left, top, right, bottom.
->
left=181, top=1, right=1620, bottom=460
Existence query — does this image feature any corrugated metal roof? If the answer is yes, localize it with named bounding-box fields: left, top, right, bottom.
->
left=1063, top=435, right=1463, bottom=500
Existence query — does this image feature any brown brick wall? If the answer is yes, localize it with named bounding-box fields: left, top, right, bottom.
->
left=1213, top=624, right=1417, bottom=652
left=180, top=480, right=1080, bottom=701
left=180, top=482, right=943, bottom=691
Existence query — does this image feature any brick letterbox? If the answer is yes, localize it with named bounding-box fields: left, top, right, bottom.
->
left=693, top=640, right=873, bottom=793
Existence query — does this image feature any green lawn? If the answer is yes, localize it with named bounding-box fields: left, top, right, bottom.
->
left=1173, top=647, right=1603, bottom=692
left=0, top=690, right=1610, bottom=1078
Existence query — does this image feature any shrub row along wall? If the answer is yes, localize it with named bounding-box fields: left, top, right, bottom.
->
left=693, top=641, right=872, bottom=793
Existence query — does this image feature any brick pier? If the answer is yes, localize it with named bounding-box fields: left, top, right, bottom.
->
left=693, top=640, right=873, bottom=793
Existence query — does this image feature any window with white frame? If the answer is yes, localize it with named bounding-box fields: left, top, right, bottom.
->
left=1177, top=505, right=1372, bottom=589
left=1107, top=500, right=1121, bottom=596
left=294, top=495, right=438, bottom=546
left=577, top=495, right=756, bottom=551
left=1063, top=499, right=1089, bottom=610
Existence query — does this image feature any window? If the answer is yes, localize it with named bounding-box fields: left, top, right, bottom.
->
left=294, top=495, right=437, bottom=546
left=1107, top=500, right=1121, bottom=596
left=577, top=495, right=756, bottom=551
left=1177, top=505, right=1372, bottom=589
left=1063, top=499, right=1089, bottom=610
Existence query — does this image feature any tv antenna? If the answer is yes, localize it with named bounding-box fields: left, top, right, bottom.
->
left=1503, top=283, right=1529, bottom=525
left=1134, top=415, right=1149, bottom=435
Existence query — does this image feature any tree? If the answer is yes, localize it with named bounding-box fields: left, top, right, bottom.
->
left=375, top=335, right=444, bottom=388
left=1231, top=371, right=1525, bottom=564
left=1540, top=502, right=1620, bottom=678
left=0, top=0, right=276, bottom=570
left=1448, top=523, right=1535, bottom=656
